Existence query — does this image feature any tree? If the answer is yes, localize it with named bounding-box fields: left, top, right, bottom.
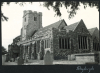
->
left=1, top=1, right=99, bottom=21
left=43, top=1, right=99, bottom=19
left=1, top=2, right=27, bottom=21
left=2, top=46, right=7, bottom=55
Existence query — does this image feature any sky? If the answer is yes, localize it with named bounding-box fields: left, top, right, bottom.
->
left=1, top=2, right=99, bottom=51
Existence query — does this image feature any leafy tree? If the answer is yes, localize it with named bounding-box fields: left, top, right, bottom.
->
left=2, top=46, right=7, bottom=55
left=1, top=2, right=27, bottom=21
left=43, top=1, right=99, bottom=19
left=1, top=1, right=99, bottom=21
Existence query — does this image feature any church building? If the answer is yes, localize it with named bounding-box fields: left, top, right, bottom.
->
left=8, top=10, right=99, bottom=60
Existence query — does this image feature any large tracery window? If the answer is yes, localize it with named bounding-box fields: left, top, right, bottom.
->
left=59, top=37, right=70, bottom=49
left=78, top=35, right=88, bottom=49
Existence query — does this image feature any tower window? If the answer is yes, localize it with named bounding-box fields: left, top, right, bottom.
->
left=25, top=17, right=26, bottom=22
left=34, top=17, right=37, bottom=21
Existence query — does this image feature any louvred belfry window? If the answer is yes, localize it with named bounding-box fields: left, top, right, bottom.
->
left=34, top=17, right=37, bottom=21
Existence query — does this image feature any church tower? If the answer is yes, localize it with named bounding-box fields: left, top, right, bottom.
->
left=21, top=10, right=42, bottom=41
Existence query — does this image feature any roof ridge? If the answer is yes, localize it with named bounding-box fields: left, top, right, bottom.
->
left=41, top=19, right=63, bottom=29
left=88, top=27, right=97, bottom=30
left=32, top=19, right=64, bottom=37
left=49, top=19, right=63, bottom=25
left=88, top=27, right=97, bottom=35
left=64, top=20, right=81, bottom=31
left=68, top=20, right=80, bottom=26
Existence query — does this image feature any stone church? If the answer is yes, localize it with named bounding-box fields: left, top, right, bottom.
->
left=8, top=10, right=99, bottom=60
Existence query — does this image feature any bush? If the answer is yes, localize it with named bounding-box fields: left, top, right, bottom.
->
left=2, top=46, right=7, bottom=55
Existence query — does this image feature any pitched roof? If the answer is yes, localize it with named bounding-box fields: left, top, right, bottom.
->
left=88, top=27, right=99, bottom=40
left=13, top=35, right=21, bottom=43
left=40, top=19, right=64, bottom=30
left=32, top=19, right=65, bottom=37
left=14, top=35, right=20, bottom=40
left=88, top=27, right=97, bottom=35
left=64, top=20, right=80, bottom=31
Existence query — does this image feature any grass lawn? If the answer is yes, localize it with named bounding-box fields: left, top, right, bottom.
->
left=3, top=60, right=86, bottom=65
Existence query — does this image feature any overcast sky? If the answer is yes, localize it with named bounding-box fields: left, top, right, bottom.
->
left=1, top=2, right=99, bottom=51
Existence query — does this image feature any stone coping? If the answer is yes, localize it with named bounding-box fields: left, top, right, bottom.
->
left=72, top=53, right=95, bottom=56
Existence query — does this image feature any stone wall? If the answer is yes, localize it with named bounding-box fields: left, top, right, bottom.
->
left=76, top=55, right=95, bottom=63
left=74, top=53, right=99, bottom=64
left=73, top=20, right=93, bottom=53
left=52, top=28, right=72, bottom=59
left=71, top=31, right=92, bottom=53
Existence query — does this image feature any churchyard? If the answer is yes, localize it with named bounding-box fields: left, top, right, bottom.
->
left=2, top=60, right=93, bottom=65
left=3, top=50, right=100, bottom=65
left=3, top=59, right=99, bottom=65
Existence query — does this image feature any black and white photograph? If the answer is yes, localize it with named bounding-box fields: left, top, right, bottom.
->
left=1, top=1, right=100, bottom=65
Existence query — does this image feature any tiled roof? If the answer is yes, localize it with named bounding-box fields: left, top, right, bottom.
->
left=32, top=19, right=64, bottom=37
left=88, top=27, right=97, bottom=35
left=64, top=20, right=80, bottom=31
left=14, top=35, right=20, bottom=40
left=39, top=19, right=64, bottom=31
left=88, top=27, right=99, bottom=40
left=13, top=35, right=21, bottom=43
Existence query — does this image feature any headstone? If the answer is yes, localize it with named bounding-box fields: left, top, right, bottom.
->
left=10, top=58, right=14, bottom=62
left=2, top=55, right=6, bottom=65
left=71, top=54, right=75, bottom=60
left=16, top=57, right=19, bottom=62
left=37, top=53, right=40, bottom=60
left=24, top=54, right=29, bottom=63
left=17, top=57, right=24, bottom=65
left=44, top=50, right=53, bottom=65
left=94, top=52, right=99, bottom=63
left=68, top=55, right=71, bottom=61
left=5, top=54, right=9, bottom=62
left=25, top=59, right=28, bottom=63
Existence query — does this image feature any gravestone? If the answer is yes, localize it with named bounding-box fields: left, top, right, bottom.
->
left=17, top=57, right=24, bottom=65
left=16, top=57, right=19, bottom=62
left=5, top=54, right=9, bottom=62
left=37, top=53, right=40, bottom=60
left=71, top=54, right=75, bottom=60
left=94, top=52, right=100, bottom=64
left=2, top=55, right=6, bottom=65
left=10, top=58, right=14, bottom=62
left=44, top=50, right=53, bottom=65
left=68, top=55, right=71, bottom=61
